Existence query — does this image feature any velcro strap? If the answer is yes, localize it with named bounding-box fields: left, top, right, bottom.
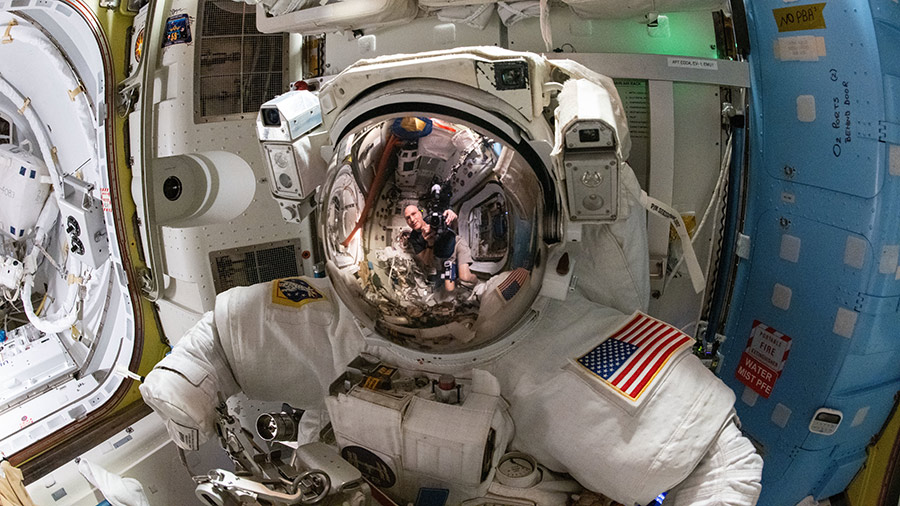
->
left=639, top=190, right=705, bottom=293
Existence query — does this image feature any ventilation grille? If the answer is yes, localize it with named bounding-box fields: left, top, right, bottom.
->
left=210, top=240, right=304, bottom=294
left=196, top=0, right=287, bottom=121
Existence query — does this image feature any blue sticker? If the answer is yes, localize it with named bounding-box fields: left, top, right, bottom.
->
left=163, top=14, right=192, bottom=48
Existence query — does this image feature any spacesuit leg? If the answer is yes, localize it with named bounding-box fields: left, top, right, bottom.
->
left=139, top=311, right=240, bottom=450
left=663, top=418, right=763, bottom=506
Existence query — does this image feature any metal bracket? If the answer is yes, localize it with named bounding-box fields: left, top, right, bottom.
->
left=195, top=469, right=330, bottom=505
left=649, top=255, right=666, bottom=280
left=879, top=121, right=900, bottom=145
left=736, top=233, right=751, bottom=259
left=2, top=19, right=17, bottom=44
left=68, top=83, right=86, bottom=101
left=136, top=0, right=174, bottom=301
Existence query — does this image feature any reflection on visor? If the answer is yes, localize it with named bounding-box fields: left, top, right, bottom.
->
left=321, top=115, right=545, bottom=354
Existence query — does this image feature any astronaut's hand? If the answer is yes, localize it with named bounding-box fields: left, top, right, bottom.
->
left=422, top=225, right=436, bottom=245
left=443, top=209, right=458, bottom=226
left=570, top=491, right=621, bottom=506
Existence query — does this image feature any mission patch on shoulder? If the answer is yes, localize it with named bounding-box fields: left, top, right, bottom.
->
left=271, top=278, right=325, bottom=308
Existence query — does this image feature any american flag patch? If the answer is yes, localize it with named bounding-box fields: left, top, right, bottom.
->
left=575, top=312, right=694, bottom=402
left=497, top=267, right=530, bottom=301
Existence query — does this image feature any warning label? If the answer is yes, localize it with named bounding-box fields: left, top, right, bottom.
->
left=736, top=352, right=779, bottom=398
left=735, top=321, right=792, bottom=398
left=746, top=322, right=792, bottom=371
left=170, top=420, right=199, bottom=451
left=101, top=187, right=112, bottom=212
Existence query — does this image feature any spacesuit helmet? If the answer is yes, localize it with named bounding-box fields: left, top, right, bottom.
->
left=318, top=111, right=549, bottom=355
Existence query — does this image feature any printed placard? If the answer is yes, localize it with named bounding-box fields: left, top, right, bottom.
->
left=773, top=3, right=827, bottom=33
left=170, top=420, right=199, bottom=451
left=735, top=321, right=792, bottom=398
left=773, top=36, right=826, bottom=62
left=101, top=187, right=112, bottom=212
left=746, top=320, right=792, bottom=372
left=736, top=352, right=779, bottom=398
left=667, top=57, right=718, bottom=71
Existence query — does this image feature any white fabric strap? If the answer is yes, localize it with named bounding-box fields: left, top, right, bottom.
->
left=638, top=190, right=705, bottom=293
left=539, top=0, right=552, bottom=51
left=496, top=2, right=540, bottom=27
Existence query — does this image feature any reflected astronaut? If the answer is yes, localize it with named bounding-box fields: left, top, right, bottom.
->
left=140, top=48, right=763, bottom=506
left=403, top=205, right=477, bottom=293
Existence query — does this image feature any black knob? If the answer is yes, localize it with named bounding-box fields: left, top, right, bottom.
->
left=66, top=216, right=80, bottom=236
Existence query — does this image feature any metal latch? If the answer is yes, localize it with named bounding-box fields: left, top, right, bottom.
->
left=736, top=233, right=751, bottom=259
left=879, top=121, right=900, bottom=145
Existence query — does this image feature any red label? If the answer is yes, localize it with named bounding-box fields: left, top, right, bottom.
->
left=735, top=351, right=780, bottom=398
left=746, top=320, right=792, bottom=371
left=735, top=321, right=792, bottom=398
left=101, top=187, right=112, bottom=212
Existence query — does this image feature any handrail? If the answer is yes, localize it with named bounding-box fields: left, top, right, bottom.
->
left=137, top=0, right=172, bottom=301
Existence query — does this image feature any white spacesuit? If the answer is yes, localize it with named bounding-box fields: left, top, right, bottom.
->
left=140, top=48, right=762, bottom=506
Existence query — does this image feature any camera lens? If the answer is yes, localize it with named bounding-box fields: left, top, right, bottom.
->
left=493, top=61, right=528, bottom=90
left=579, top=128, right=601, bottom=143
left=500, top=68, right=522, bottom=87
left=261, top=108, right=281, bottom=127
left=163, top=176, right=183, bottom=201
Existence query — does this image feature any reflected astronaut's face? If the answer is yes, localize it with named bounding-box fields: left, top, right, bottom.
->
left=403, top=205, right=426, bottom=231
left=319, top=114, right=547, bottom=354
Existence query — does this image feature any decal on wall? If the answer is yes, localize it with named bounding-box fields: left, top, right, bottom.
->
left=773, top=3, right=827, bottom=33
left=134, top=28, right=144, bottom=62
left=735, top=321, right=792, bottom=398
left=101, top=187, right=111, bottom=212
left=163, top=14, right=192, bottom=48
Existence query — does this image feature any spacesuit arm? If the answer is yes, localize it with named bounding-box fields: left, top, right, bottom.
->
left=140, top=311, right=240, bottom=450
left=664, top=418, right=763, bottom=506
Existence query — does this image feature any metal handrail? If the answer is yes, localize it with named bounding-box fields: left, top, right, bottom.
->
left=136, top=0, right=172, bottom=301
